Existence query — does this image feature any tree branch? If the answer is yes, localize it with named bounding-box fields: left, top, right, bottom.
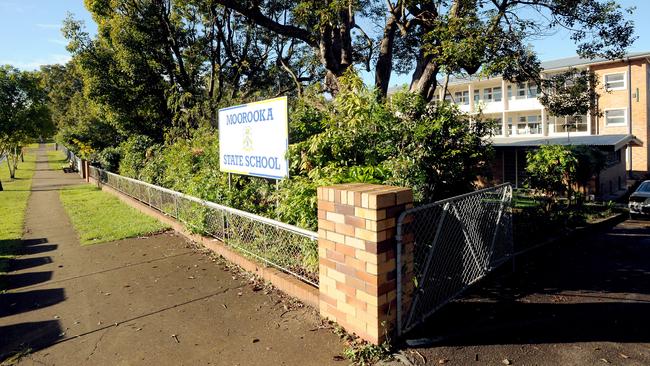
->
left=212, top=1, right=317, bottom=47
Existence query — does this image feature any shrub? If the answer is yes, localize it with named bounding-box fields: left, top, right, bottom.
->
left=95, top=146, right=121, bottom=171
left=118, top=135, right=157, bottom=180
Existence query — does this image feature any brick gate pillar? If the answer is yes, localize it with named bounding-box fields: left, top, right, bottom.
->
left=317, top=183, right=413, bottom=344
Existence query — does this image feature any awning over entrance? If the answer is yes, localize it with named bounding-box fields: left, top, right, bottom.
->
left=489, top=134, right=643, bottom=151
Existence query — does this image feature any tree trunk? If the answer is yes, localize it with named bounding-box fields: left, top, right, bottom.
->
left=375, top=15, right=398, bottom=99
left=0, top=179, right=3, bottom=191
left=7, top=157, right=14, bottom=179
left=325, top=70, right=341, bottom=96
left=12, top=146, right=18, bottom=172
left=409, top=52, right=439, bottom=101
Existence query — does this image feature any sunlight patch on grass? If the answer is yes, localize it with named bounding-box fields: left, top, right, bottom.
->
left=0, top=152, right=36, bottom=279
left=59, top=184, right=170, bottom=245
left=47, top=149, right=68, bottom=171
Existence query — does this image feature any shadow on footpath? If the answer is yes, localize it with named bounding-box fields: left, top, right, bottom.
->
left=0, top=320, right=63, bottom=362
left=7, top=256, right=53, bottom=272
left=1, top=272, right=53, bottom=291
left=0, top=288, right=66, bottom=317
left=400, top=218, right=650, bottom=346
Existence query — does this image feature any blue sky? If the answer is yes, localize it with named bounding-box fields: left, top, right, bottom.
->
left=0, top=0, right=648, bottom=86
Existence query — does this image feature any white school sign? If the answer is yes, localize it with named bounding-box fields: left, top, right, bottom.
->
left=218, top=96, right=289, bottom=179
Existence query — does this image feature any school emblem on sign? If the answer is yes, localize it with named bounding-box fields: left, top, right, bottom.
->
left=243, top=127, right=253, bottom=152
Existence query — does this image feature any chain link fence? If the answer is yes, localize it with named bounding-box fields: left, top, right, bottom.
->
left=80, top=163, right=319, bottom=286
left=60, top=145, right=82, bottom=172
left=396, top=183, right=513, bottom=335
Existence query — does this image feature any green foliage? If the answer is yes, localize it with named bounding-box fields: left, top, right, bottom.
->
left=95, top=146, right=121, bottom=171
left=526, top=145, right=578, bottom=198
left=571, top=145, right=608, bottom=188
left=97, top=70, right=494, bottom=232
left=525, top=144, right=608, bottom=209
left=274, top=177, right=318, bottom=230
left=539, top=69, right=600, bottom=121
left=0, top=66, right=53, bottom=181
left=118, top=135, right=157, bottom=179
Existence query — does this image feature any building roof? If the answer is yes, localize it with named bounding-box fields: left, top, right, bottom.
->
left=540, top=51, right=650, bottom=71
left=445, top=51, right=650, bottom=86
left=490, top=134, right=643, bottom=151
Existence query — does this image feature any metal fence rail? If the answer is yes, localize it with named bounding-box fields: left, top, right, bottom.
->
left=60, top=145, right=82, bottom=172
left=396, top=183, right=513, bottom=335
left=85, top=164, right=320, bottom=286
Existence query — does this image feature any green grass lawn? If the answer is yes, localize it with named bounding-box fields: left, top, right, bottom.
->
left=59, top=184, right=170, bottom=245
left=47, top=149, right=68, bottom=171
left=0, top=151, right=36, bottom=283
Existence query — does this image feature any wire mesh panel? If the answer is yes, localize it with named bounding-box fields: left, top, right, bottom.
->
left=396, top=184, right=513, bottom=335
left=84, top=164, right=320, bottom=286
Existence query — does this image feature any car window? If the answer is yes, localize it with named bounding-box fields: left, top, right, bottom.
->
left=637, top=182, right=650, bottom=193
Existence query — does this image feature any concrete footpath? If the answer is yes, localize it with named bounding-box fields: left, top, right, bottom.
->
left=0, top=145, right=344, bottom=365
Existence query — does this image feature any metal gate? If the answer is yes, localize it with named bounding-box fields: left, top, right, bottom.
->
left=396, top=184, right=513, bottom=335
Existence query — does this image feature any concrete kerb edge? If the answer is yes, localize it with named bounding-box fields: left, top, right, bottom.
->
left=87, top=177, right=319, bottom=309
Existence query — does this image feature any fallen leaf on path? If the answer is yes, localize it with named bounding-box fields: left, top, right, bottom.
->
left=600, top=359, right=609, bottom=363
left=502, top=359, right=512, bottom=365
left=438, top=359, right=448, bottom=364
left=252, top=338, right=259, bottom=343
left=619, top=353, right=630, bottom=359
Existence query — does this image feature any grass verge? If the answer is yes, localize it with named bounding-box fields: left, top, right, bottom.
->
left=46, top=149, right=68, bottom=171
left=59, top=184, right=170, bottom=245
left=0, top=150, right=36, bottom=288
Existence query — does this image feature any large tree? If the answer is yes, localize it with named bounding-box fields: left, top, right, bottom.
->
left=0, top=66, right=52, bottom=190
left=62, top=0, right=321, bottom=138
left=211, top=0, right=635, bottom=99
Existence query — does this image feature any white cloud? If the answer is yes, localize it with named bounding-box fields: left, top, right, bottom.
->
left=0, top=54, right=72, bottom=70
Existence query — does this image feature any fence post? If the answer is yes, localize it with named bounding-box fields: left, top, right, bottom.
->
left=84, top=161, right=90, bottom=182
left=317, top=183, right=413, bottom=345
left=80, top=159, right=87, bottom=179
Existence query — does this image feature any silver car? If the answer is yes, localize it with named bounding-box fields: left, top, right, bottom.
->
left=629, top=180, right=650, bottom=218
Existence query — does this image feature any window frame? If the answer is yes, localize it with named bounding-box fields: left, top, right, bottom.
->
left=483, top=87, right=493, bottom=102
left=516, top=83, right=527, bottom=99
left=493, top=86, right=502, bottom=102
left=603, top=72, right=626, bottom=91
left=454, top=91, right=470, bottom=105
left=604, top=108, right=628, bottom=126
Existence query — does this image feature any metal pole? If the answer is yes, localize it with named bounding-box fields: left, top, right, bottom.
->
left=275, top=179, right=280, bottom=219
